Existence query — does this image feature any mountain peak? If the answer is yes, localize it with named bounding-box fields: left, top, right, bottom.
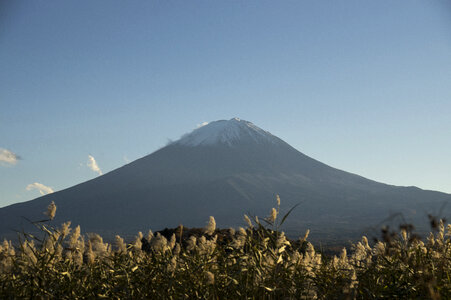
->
left=175, top=118, right=278, bottom=146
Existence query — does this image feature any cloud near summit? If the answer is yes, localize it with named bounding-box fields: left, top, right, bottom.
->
left=87, top=155, right=103, bottom=175
left=0, top=148, right=20, bottom=166
left=196, top=122, right=209, bottom=128
left=26, top=183, right=54, bottom=195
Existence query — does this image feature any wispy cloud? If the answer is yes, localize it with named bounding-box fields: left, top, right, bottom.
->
left=0, top=148, right=20, bottom=166
left=197, top=122, right=209, bottom=128
left=87, top=155, right=103, bottom=175
left=26, top=182, right=54, bottom=195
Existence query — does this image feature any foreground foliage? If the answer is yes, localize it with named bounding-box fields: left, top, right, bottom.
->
left=0, top=200, right=450, bottom=299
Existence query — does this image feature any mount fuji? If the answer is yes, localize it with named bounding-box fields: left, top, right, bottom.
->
left=1, top=118, right=450, bottom=243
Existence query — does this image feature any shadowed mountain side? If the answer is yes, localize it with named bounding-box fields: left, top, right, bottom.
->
left=1, top=118, right=450, bottom=243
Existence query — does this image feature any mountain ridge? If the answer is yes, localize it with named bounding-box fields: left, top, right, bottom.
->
left=0, top=118, right=449, bottom=244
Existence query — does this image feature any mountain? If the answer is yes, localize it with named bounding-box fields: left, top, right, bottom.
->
left=1, top=118, right=450, bottom=244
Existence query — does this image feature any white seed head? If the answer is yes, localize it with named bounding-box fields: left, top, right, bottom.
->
left=45, top=201, right=57, bottom=220
left=68, top=225, right=81, bottom=249
left=362, top=236, right=371, bottom=251
left=186, top=236, right=197, bottom=251
left=146, top=230, right=154, bottom=242
left=89, top=233, right=108, bottom=256
left=173, top=243, right=181, bottom=255
left=427, top=232, right=435, bottom=246
left=228, top=228, right=236, bottom=236
left=301, top=229, right=310, bottom=242
left=306, top=242, right=315, bottom=256
left=445, top=224, right=451, bottom=236
left=60, top=221, right=72, bottom=237
left=168, top=234, right=176, bottom=250
left=268, top=207, right=277, bottom=223
left=85, top=241, right=95, bottom=264
left=439, top=219, right=445, bottom=234
left=22, top=241, right=37, bottom=264
left=167, top=256, right=177, bottom=273
left=115, top=235, right=127, bottom=253
left=151, top=233, right=168, bottom=253
left=244, top=214, right=253, bottom=228
left=276, top=232, right=290, bottom=248
left=238, top=227, right=247, bottom=236
left=401, top=229, right=407, bottom=241
left=204, top=216, right=216, bottom=235
left=349, top=270, right=358, bottom=289
left=373, top=242, right=386, bottom=256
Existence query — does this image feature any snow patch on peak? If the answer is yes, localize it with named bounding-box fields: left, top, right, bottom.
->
left=175, top=118, right=278, bottom=147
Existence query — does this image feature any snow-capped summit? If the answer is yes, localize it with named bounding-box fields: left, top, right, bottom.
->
left=175, top=118, right=278, bottom=146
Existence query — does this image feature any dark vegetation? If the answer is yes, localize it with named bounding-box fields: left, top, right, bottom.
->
left=0, top=201, right=450, bottom=299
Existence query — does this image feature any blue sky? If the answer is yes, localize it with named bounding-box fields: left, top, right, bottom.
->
left=1, top=0, right=451, bottom=207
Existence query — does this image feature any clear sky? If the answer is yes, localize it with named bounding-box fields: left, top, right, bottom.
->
left=1, top=0, right=451, bottom=208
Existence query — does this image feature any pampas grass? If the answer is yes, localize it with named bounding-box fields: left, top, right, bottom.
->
left=0, top=199, right=450, bottom=299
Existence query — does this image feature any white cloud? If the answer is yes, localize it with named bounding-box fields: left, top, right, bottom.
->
left=26, top=182, right=54, bottom=195
left=196, top=122, right=209, bottom=128
left=0, top=148, right=20, bottom=165
left=87, top=155, right=103, bottom=175
left=123, top=155, right=130, bottom=164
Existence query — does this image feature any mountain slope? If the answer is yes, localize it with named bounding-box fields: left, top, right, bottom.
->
left=1, top=118, right=449, bottom=243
